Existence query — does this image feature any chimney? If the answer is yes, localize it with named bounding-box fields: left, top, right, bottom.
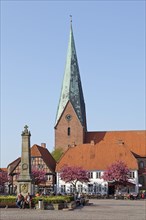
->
left=117, top=140, right=124, bottom=145
left=41, top=143, right=46, bottom=148
left=91, top=140, right=95, bottom=145
left=72, top=142, right=76, bottom=147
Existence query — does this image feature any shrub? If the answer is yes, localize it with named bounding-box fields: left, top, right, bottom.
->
left=0, top=195, right=74, bottom=207
left=32, top=195, right=74, bottom=205
left=0, top=196, right=16, bottom=207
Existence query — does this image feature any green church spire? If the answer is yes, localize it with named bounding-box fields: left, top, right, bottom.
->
left=55, top=19, right=87, bottom=130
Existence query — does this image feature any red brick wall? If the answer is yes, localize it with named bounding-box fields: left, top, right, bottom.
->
left=55, top=102, right=85, bottom=152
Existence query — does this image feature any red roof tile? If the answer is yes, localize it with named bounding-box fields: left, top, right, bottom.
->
left=0, top=168, right=8, bottom=172
left=85, top=130, right=146, bottom=157
left=8, top=145, right=56, bottom=174
left=56, top=142, right=138, bottom=172
left=31, top=144, right=56, bottom=172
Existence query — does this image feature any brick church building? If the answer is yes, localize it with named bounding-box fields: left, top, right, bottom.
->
left=5, top=20, right=146, bottom=195
left=55, top=20, right=146, bottom=194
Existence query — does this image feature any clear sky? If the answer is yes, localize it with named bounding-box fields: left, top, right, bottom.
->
left=1, top=1, right=145, bottom=168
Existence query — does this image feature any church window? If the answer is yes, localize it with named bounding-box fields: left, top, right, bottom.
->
left=68, top=127, right=71, bottom=136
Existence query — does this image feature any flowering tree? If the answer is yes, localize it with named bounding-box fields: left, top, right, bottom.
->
left=60, top=165, right=89, bottom=192
left=0, top=170, right=8, bottom=192
left=102, top=160, right=130, bottom=188
left=31, top=169, right=47, bottom=185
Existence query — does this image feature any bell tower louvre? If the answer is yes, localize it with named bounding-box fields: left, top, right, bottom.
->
left=54, top=18, right=87, bottom=152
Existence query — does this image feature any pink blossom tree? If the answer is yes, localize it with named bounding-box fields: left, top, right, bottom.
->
left=102, top=160, right=130, bottom=190
left=0, top=170, right=8, bottom=192
left=31, top=169, right=47, bottom=185
left=60, top=165, right=89, bottom=192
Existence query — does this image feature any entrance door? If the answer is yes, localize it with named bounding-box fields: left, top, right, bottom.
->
left=108, top=185, right=115, bottom=195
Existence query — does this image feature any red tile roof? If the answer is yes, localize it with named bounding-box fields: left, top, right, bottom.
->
left=56, top=142, right=138, bottom=172
left=0, top=168, right=8, bottom=172
left=31, top=144, right=56, bottom=172
left=85, top=130, right=146, bottom=157
left=7, top=157, right=21, bottom=175
left=8, top=145, right=56, bottom=174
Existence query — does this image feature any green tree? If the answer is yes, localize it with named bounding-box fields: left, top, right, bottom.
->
left=51, top=148, right=64, bottom=162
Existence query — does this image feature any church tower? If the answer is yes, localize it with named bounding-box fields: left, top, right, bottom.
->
left=55, top=19, right=87, bottom=152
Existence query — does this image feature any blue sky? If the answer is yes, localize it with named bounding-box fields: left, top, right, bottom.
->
left=1, top=1, right=145, bottom=167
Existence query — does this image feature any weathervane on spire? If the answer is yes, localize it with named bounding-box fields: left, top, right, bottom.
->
left=70, top=15, right=72, bottom=23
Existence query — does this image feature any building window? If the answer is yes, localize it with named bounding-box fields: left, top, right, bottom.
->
left=96, top=172, right=101, bottom=179
left=88, top=172, right=93, bottom=179
left=88, top=184, right=93, bottom=193
left=70, top=185, right=74, bottom=193
left=61, top=185, right=66, bottom=193
left=78, top=185, right=83, bottom=193
left=129, top=171, right=135, bottom=179
left=139, top=176, right=144, bottom=186
left=98, top=184, right=101, bottom=192
left=139, top=161, right=144, bottom=169
left=68, top=127, right=70, bottom=136
left=48, top=175, right=52, bottom=181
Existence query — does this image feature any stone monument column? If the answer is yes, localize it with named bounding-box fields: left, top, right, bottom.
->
left=17, top=125, right=33, bottom=196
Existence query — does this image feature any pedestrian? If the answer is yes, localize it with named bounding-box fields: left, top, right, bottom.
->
left=141, top=192, right=145, bottom=199
left=23, top=192, right=32, bottom=208
left=16, top=193, right=24, bottom=209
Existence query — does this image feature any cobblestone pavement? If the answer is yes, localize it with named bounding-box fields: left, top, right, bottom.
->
left=0, top=199, right=146, bottom=220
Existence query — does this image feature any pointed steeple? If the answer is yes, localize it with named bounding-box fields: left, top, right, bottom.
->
left=55, top=19, right=87, bottom=130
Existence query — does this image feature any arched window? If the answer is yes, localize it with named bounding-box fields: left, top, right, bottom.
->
left=67, top=127, right=70, bottom=136
left=139, top=161, right=144, bottom=168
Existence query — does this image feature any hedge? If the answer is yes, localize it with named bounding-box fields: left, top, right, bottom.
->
left=0, top=195, right=74, bottom=207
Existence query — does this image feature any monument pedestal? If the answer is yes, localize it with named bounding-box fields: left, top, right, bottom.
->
left=17, top=126, right=33, bottom=196
left=17, top=180, right=33, bottom=196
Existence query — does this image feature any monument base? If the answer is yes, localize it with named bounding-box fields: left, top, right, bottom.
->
left=17, top=180, right=33, bottom=196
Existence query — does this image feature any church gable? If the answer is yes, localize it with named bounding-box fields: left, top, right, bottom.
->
left=55, top=101, right=85, bottom=151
